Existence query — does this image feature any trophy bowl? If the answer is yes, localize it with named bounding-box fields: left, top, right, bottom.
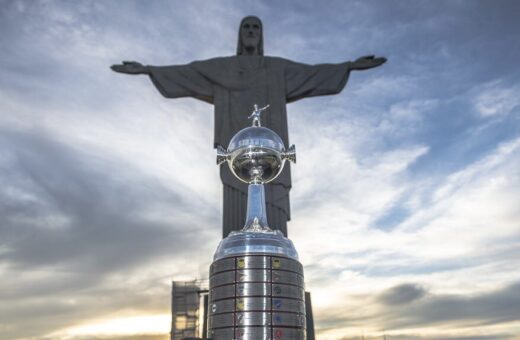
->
left=218, top=126, right=295, bottom=184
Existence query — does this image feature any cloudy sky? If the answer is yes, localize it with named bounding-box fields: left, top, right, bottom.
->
left=1, top=0, right=520, bottom=339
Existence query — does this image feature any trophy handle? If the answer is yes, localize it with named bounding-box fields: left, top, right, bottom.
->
left=282, top=144, right=296, bottom=163
left=216, top=145, right=229, bottom=165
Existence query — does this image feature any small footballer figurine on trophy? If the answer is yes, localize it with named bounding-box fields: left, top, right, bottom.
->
left=209, top=105, right=305, bottom=340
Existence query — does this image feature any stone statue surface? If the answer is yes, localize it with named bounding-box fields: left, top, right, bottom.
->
left=111, top=16, right=386, bottom=238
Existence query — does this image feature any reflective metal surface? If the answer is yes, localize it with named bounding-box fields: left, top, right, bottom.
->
left=273, top=328, right=306, bottom=339
left=237, top=282, right=271, bottom=296
left=236, top=297, right=271, bottom=311
left=272, top=284, right=305, bottom=299
left=272, top=298, right=306, bottom=313
left=234, top=326, right=271, bottom=340
left=243, top=183, right=270, bottom=231
left=237, top=255, right=271, bottom=269
left=211, top=257, right=235, bottom=275
left=236, top=311, right=271, bottom=326
left=213, top=230, right=299, bottom=261
left=208, top=254, right=306, bottom=339
left=272, top=312, right=306, bottom=327
left=231, top=143, right=284, bottom=184
left=216, top=104, right=296, bottom=186
left=211, top=285, right=235, bottom=300
left=209, top=105, right=304, bottom=338
left=208, top=313, right=234, bottom=329
left=210, top=271, right=235, bottom=287
left=215, top=103, right=296, bottom=232
left=237, top=269, right=271, bottom=282
left=248, top=104, right=270, bottom=127
left=210, top=328, right=235, bottom=339
left=272, top=257, right=303, bottom=274
left=272, top=270, right=303, bottom=286
left=210, top=299, right=235, bottom=314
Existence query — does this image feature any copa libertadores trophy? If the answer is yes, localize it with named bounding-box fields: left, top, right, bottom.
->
left=208, top=104, right=304, bottom=339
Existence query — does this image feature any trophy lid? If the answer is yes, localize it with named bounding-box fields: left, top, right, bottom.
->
left=228, top=126, right=285, bottom=152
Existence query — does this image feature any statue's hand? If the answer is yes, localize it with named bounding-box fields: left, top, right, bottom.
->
left=110, top=61, right=148, bottom=74
left=351, top=55, right=387, bottom=70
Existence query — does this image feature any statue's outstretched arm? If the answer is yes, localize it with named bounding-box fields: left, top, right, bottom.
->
left=349, top=55, right=387, bottom=71
left=110, top=61, right=150, bottom=75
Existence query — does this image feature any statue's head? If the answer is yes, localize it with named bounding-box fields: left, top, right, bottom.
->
left=237, top=16, right=263, bottom=56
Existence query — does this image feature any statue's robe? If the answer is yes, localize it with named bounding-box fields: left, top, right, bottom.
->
left=147, top=55, right=352, bottom=237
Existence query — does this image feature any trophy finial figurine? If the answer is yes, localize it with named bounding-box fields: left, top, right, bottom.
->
left=248, top=104, right=270, bottom=127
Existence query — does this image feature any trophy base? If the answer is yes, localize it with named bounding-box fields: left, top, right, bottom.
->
left=208, top=231, right=306, bottom=339
left=208, top=252, right=306, bottom=340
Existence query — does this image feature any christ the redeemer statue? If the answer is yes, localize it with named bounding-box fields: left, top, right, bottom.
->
left=111, top=16, right=386, bottom=238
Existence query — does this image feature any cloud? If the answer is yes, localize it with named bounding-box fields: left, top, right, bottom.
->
left=0, top=129, right=207, bottom=270
left=379, top=283, right=428, bottom=306
left=291, top=136, right=520, bottom=338
left=1, top=1, right=520, bottom=339
left=0, top=128, right=218, bottom=338
left=380, top=282, right=520, bottom=330
left=473, top=81, right=520, bottom=118
left=314, top=282, right=520, bottom=339
left=340, top=335, right=510, bottom=340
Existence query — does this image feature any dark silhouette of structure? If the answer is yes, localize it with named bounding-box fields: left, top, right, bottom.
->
left=170, top=281, right=201, bottom=340
left=111, top=16, right=386, bottom=238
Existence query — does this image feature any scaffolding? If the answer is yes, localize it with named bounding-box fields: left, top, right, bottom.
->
left=170, top=281, right=203, bottom=340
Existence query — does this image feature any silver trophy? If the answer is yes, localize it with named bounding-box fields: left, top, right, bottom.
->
left=217, top=104, right=296, bottom=232
left=208, top=105, right=306, bottom=340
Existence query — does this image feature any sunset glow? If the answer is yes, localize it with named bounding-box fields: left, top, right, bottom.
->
left=57, top=314, right=170, bottom=337
left=1, top=1, right=519, bottom=339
